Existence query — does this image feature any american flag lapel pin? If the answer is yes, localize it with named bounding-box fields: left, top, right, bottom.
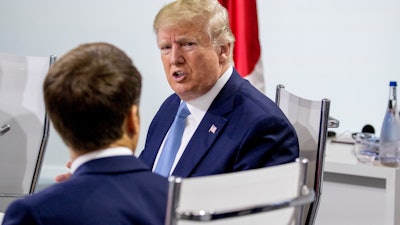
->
left=209, top=124, right=217, bottom=134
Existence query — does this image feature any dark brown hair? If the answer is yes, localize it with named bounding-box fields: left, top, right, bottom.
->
left=43, top=42, right=142, bottom=152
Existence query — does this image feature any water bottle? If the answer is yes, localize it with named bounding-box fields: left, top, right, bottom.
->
left=379, top=81, right=400, bottom=167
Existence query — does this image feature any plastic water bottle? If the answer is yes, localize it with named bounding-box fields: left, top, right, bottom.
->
left=379, top=81, right=400, bottom=167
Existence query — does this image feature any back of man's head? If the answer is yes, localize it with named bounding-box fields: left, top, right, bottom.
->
left=43, top=42, right=142, bottom=153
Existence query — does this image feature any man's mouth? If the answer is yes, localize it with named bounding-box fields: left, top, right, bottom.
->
left=173, top=71, right=186, bottom=80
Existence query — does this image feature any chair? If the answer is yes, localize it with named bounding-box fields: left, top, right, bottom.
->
left=275, top=84, right=337, bottom=225
left=0, top=53, right=56, bottom=212
left=165, top=159, right=315, bottom=225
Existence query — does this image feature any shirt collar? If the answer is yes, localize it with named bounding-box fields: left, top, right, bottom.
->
left=70, top=146, right=133, bottom=174
left=186, top=66, right=232, bottom=116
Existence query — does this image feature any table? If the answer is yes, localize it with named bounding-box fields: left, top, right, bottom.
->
left=315, top=139, right=400, bottom=225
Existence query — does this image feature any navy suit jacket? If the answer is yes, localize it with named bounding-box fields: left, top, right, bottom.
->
left=2, top=156, right=168, bottom=225
left=140, top=69, right=299, bottom=178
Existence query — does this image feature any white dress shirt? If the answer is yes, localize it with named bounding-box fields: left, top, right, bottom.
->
left=153, top=66, right=233, bottom=175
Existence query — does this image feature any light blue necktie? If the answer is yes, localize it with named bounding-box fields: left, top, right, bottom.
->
left=154, top=101, right=190, bottom=177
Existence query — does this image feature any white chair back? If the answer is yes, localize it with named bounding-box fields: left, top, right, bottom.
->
left=166, top=159, right=314, bottom=225
left=275, top=84, right=333, bottom=225
left=0, top=53, right=55, bottom=212
left=0, top=212, right=4, bottom=223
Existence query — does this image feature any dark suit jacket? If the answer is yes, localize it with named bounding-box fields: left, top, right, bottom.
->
left=2, top=156, right=168, bottom=225
left=140, top=69, right=299, bottom=178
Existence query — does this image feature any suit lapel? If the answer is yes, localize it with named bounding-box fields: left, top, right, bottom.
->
left=172, top=71, right=243, bottom=177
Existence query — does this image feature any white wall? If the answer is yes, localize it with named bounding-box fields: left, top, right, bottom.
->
left=260, top=0, right=400, bottom=136
left=1, top=0, right=399, bottom=175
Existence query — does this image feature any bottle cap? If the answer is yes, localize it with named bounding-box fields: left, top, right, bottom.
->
left=389, top=81, right=397, bottom=86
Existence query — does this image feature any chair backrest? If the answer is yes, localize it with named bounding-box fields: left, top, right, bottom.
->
left=0, top=53, right=55, bottom=212
left=275, top=84, right=331, bottom=225
left=166, top=159, right=315, bottom=225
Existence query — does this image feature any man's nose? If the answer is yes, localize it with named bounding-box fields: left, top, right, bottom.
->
left=169, top=46, right=184, bottom=65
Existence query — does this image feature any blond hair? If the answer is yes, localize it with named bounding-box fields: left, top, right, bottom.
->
left=153, top=0, right=235, bottom=62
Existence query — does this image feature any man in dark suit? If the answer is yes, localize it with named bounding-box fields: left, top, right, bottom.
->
left=139, top=0, right=299, bottom=178
left=2, top=42, right=168, bottom=225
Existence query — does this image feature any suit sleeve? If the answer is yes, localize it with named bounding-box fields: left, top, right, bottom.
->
left=233, top=114, right=299, bottom=171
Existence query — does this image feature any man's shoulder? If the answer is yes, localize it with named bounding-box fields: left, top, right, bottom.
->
left=4, top=183, right=67, bottom=215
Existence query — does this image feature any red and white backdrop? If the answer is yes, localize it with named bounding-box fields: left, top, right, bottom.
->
left=219, top=0, right=265, bottom=93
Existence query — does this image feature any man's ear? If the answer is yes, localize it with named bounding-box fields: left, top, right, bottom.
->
left=218, top=43, right=231, bottom=63
left=127, top=105, right=140, bottom=138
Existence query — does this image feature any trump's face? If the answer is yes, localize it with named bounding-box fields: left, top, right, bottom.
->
left=156, top=21, right=230, bottom=101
